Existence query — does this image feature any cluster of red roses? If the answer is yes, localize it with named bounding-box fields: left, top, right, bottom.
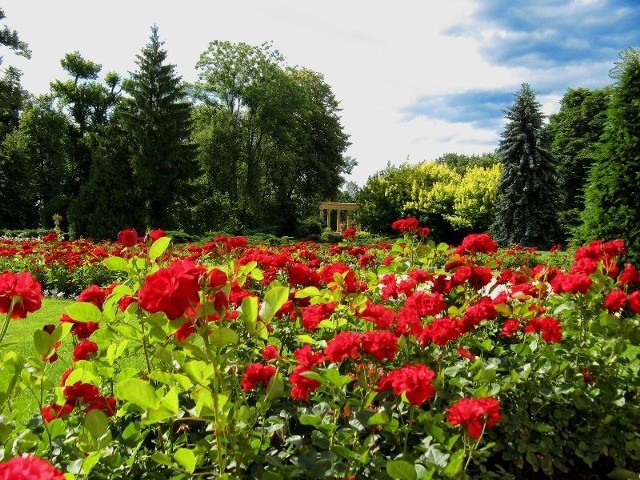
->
left=42, top=282, right=118, bottom=421
left=391, top=216, right=431, bottom=237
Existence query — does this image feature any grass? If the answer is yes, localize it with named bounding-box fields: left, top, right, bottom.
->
left=2, top=297, right=73, bottom=359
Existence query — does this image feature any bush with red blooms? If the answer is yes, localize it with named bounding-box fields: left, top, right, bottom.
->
left=446, top=397, right=501, bottom=439
left=0, top=228, right=638, bottom=479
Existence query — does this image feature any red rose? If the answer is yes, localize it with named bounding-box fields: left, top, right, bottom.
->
left=324, top=331, right=362, bottom=363
left=117, top=228, right=138, bottom=247
left=77, top=284, right=110, bottom=308
left=604, top=289, right=627, bottom=312
left=342, top=227, right=357, bottom=239
left=628, top=291, right=640, bottom=313
left=458, top=347, right=476, bottom=362
left=550, top=273, right=592, bottom=294
left=524, top=316, right=563, bottom=343
left=241, top=363, right=277, bottom=392
left=0, top=272, right=43, bottom=318
left=378, top=364, right=436, bottom=406
left=0, top=455, right=65, bottom=480
left=72, top=339, right=98, bottom=362
left=391, top=217, right=420, bottom=233
left=420, top=317, right=461, bottom=347
left=262, top=344, right=279, bottom=361
left=148, top=228, right=165, bottom=242
left=208, top=268, right=228, bottom=289
left=455, top=233, right=498, bottom=255
left=501, top=318, right=520, bottom=337
left=41, top=402, right=73, bottom=423
left=446, top=397, right=501, bottom=438
left=138, top=260, right=203, bottom=320
left=362, top=330, right=399, bottom=361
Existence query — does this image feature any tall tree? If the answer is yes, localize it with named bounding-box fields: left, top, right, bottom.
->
left=1, top=95, right=73, bottom=229
left=50, top=52, right=121, bottom=190
left=121, top=25, right=198, bottom=229
left=193, top=41, right=350, bottom=234
left=492, top=83, right=562, bottom=248
left=581, top=48, right=640, bottom=262
left=548, top=87, right=610, bottom=234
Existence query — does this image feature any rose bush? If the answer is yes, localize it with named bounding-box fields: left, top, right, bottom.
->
left=0, top=223, right=637, bottom=479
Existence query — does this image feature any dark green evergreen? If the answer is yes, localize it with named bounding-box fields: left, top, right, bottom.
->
left=121, top=25, right=198, bottom=230
left=69, top=112, right=143, bottom=239
left=581, top=48, right=640, bottom=262
left=492, top=83, right=562, bottom=248
left=548, top=87, right=610, bottom=235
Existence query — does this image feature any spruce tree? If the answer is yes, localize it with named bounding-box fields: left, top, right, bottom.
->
left=492, top=83, right=562, bottom=249
left=121, top=25, right=198, bottom=229
left=581, top=48, right=640, bottom=262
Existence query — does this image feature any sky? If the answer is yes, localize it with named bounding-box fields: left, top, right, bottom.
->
left=2, top=0, right=639, bottom=186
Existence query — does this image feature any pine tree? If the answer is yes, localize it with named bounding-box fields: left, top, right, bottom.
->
left=121, top=25, right=198, bottom=229
left=492, top=83, right=562, bottom=249
left=581, top=48, right=640, bottom=262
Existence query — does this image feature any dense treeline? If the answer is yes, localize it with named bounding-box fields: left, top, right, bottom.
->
left=357, top=48, right=640, bottom=260
left=0, top=19, right=352, bottom=238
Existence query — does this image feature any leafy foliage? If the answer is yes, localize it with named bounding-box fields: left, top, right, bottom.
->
left=548, top=87, right=610, bottom=235
left=357, top=159, right=501, bottom=242
left=580, top=47, right=640, bottom=263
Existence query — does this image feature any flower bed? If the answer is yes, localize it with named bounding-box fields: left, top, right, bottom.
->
left=0, top=223, right=638, bottom=479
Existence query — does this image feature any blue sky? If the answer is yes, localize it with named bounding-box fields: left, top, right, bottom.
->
left=2, top=0, right=639, bottom=185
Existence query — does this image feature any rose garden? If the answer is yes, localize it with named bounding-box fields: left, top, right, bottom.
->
left=0, top=221, right=638, bottom=479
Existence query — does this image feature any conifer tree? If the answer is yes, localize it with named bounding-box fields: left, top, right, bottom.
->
left=581, top=48, right=640, bottom=262
left=121, top=25, right=198, bottom=229
left=492, top=83, right=562, bottom=248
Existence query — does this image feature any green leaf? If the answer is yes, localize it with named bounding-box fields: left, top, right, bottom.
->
left=387, top=460, right=417, bottom=480
left=444, top=450, right=465, bottom=477
left=265, top=373, right=284, bottom=401
left=149, top=236, right=171, bottom=262
left=299, top=414, right=322, bottom=426
left=259, top=286, right=289, bottom=323
left=209, top=327, right=239, bottom=348
left=115, top=378, right=160, bottom=410
left=33, top=330, right=53, bottom=356
left=182, top=360, right=214, bottom=385
left=161, top=388, right=180, bottom=414
left=65, top=302, right=102, bottom=323
left=81, top=451, right=104, bottom=475
left=241, top=296, right=258, bottom=334
left=85, top=409, right=109, bottom=439
left=323, top=367, right=353, bottom=389
left=295, top=287, right=320, bottom=298
left=102, top=256, right=129, bottom=272
left=175, top=448, right=197, bottom=473
left=367, top=411, right=389, bottom=426
left=331, top=444, right=358, bottom=461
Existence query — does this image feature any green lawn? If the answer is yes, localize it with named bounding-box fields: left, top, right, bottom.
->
left=2, top=297, right=73, bottom=359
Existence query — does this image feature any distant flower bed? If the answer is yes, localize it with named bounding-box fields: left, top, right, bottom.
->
left=0, top=221, right=638, bottom=479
